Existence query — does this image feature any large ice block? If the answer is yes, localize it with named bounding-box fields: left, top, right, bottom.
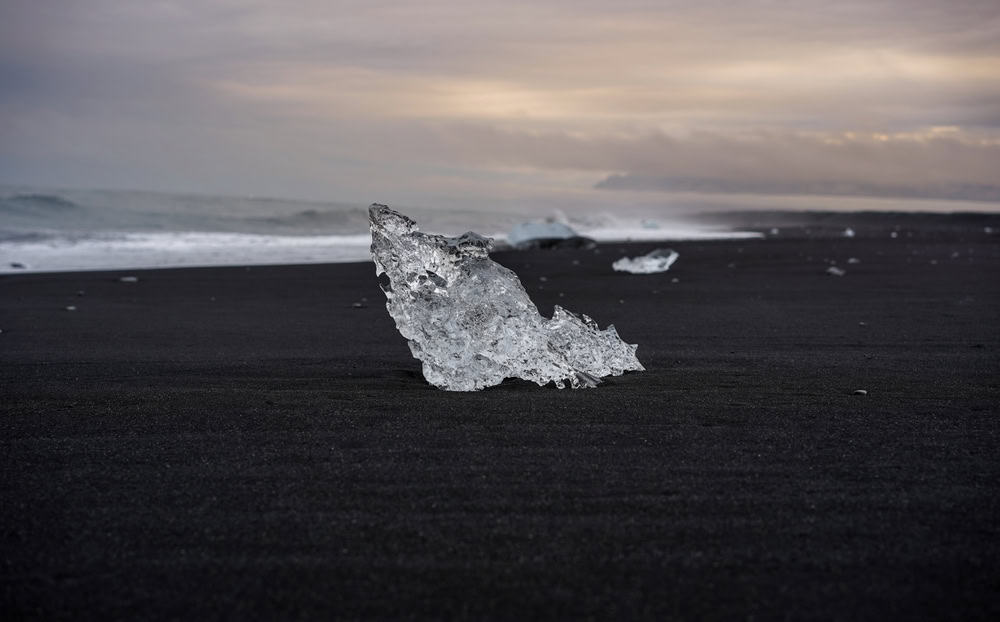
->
left=370, top=204, right=644, bottom=391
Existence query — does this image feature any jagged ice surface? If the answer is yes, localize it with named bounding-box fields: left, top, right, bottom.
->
left=612, top=248, right=680, bottom=274
left=370, top=204, right=644, bottom=391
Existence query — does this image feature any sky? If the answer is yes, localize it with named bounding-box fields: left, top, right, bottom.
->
left=2, top=0, right=999, bottom=209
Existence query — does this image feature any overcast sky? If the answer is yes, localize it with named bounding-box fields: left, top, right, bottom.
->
left=2, top=0, right=999, bottom=207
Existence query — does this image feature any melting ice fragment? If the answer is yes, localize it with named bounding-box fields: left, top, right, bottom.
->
left=369, top=204, right=644, bottom=391
left=507, top=221, right=595, bottom=250
left=612, top=249, right=679, bottom=274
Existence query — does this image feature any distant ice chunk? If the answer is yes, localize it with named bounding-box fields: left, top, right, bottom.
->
left=507, top=221, right=595, bottom=250
left=612, top=249, right=679, bottom=274
left=826, top=266, right=846, bottom=276
left=369, top=204, right=644, bottom=391
left=843, top=227, right=856, bottom=238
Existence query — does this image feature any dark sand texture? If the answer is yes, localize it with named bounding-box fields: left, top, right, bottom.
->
left=2, top=218, right=999, bottom=619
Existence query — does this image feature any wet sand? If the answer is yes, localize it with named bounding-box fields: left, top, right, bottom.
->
left=2, top=216, right=999, bottom=618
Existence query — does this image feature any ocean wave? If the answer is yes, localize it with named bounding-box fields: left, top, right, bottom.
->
left=1, top=193, right=81, bottom=214
left=244, top=206, right=370, bottom=230
left=0, top=229, right=59, bottom=244
left=0, top=231, right=374, bottom=273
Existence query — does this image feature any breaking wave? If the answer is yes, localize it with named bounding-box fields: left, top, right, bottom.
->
left=1, top=193, right=81, bottom=215
left=0, top=184, right=760, bottom=273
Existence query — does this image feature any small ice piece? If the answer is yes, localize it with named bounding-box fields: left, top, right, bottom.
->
left=826, top=266, right=846, bottom=276
left=65, top=305, right=77, bottom=311
left=769, top=227, right=780, bottom=235
left=119, top=276, right=139, bottom=283
left=853, top=389, right=868, bottom=396
left=641, top=219, right=660, bottom=229
left=847, top=257, right=861, bottom=264
left=612, top=249, right=679, bottom=274
left=369, top=204, right=644, bottom=391
left=843, top=227, right=856, bottom=238
left=507, top=221, right=594, bottom=250
left=890, top=231, right=898, bottom=238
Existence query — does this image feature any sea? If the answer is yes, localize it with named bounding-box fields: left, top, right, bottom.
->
left=0, top=185, right=764, bottom=273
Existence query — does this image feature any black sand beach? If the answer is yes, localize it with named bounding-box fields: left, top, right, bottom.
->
left=3, top=214, right=999, bottom=619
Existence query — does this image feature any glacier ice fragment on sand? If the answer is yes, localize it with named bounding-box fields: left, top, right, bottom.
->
left=612, top=249, right=679, bottom=274
left=369, top=204, right=644, bottom=391
left=507, top=221, right=595, bottom=250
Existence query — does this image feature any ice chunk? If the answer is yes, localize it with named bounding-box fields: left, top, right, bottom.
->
left=508, top=221, right=575, bottom=245
left=826, top=266, right=846, bottom=276
left=370, top=204, right=643, bottom=391
left=843, top=227, right=856, bottom=238
left=612, top=249, right=679, bottom=274
left=507, top=221, right=595, bottom=250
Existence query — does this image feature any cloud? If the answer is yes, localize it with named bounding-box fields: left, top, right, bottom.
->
left=595, top=176, right=1000, bottom=202
left=359, top=124, right=1000, bottom=200
left=1, top=0, right=999, bottom=203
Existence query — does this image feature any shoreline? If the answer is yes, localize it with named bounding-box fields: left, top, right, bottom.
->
left=4, top=209, right=997, bottom=276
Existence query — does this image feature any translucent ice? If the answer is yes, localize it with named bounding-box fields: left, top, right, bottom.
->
left=508, top=221, right=577, bottom=246
left=369, top=204, right=644, bottom=391
left=612, top=249, right=679, bottom=274
left=507, top=221, right=594, bottom=250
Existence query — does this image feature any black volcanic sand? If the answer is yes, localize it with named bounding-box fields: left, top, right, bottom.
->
left=2, top=215, right=999, bottom=619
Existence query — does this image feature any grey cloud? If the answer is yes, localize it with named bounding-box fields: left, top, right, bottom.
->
left=1, top=0, right=998, bottom=202
left=365, top=123, right=1000, bottom=202
left=416, top=125, right=999, bottom=181
left=595, top=175, right=1000, bottom=202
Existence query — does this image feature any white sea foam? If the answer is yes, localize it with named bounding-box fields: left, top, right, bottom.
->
left=0, top=224, right=758, bottom=273
left=0, top=185, right=761, bottom=273
left=581, top=225, right=761, bottom=242
left=0, top=232, right=372, bottom=273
